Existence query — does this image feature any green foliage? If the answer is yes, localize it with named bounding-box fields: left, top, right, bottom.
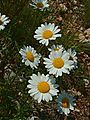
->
left=84, top=0, right=90, bottom=28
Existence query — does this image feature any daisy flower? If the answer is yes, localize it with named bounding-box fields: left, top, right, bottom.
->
left=67, top=48, right=77, bottom=69
left=19, top=46, right=41, bottom=69
left=48, top=45, right=64, bottom=53
left=27, top=72, right=59, bottom=103
left=57, top=91, right=76, bottom=116
left=34, top=23, right=61, bottom=46
left=0, top=13, right=10, bottom=31
left=30, top=0, right=49, bottom=11
left=44, top=50, right=74, bottom=77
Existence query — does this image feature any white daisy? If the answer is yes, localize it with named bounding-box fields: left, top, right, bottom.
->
left=27, top=72, right=59, bottom=103
left=19, top=46, right=41, bottom=69
left=30, top=0, right=49, bottom=11
left=57, top=91, right=76, bottom=116
left=48, top=45, right=64, bottom=53
left=67, top=48, right=77, bottom=69
left=44, top=50, right=74, bottom=77
left=34, top=23, right=61, bottom=46
left=0, top=13, right=10, bottom=31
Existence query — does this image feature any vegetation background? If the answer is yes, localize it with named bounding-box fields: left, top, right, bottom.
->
left=0, top=0, right=90, bottom=120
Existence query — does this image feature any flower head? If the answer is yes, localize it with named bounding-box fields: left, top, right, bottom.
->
left=44, top=50, right=74, bottom=77
left=34, top=23, right=61, bottom=46
left=27, top=72, right=59, bottom=103
left=0, top=13, right=10, bottom=30
left=30, top=0, right=49, bottom=11
left=57, top=91, right=76, bottom=116
left=19, top=46, right=41, bottom=69
left=48, top=45, right=64, bottom=53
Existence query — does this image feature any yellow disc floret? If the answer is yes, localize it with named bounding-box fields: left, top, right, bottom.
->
left=38, top=81, right=50, bottom=93
left=53, top=57, right=64, bottom=68
left=43, top=30, right=53, bottom=39
left=26, top=51, right=34, bottom=62
left=54, top=48, right=59, bottom=51
left=61, top=98, right=69, bottom=108
left=36, top=2, right=44, bottom=8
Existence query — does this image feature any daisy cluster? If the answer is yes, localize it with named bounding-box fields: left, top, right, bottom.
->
left=19, top=43, right=77, bottom=77
left=19, top=23, right=77, bottom=115
left=1, top=0, right=78, bottom=116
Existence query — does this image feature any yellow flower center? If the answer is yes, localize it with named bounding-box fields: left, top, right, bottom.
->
left=36, top=2, right=44, bottom=8
left=43, top=30, right=53, bottom=39
left=0, top=19, right=3, bottom=25
left=53, top=57, right=64, bottom=68
left=26, top=52, right=34, bottom=62
left=38, top=81, right=50, bottom=93
left=54, top=48, right=59, bottom=51
left=61, top=98, right=69, bottom=108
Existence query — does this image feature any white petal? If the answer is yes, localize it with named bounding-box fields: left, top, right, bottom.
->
left=70, top=104, right=74, bottom=110
left=38, top=93, right=43, bottom=103
left=49, top=89, right=58, bottom=95
left=62, top=108, right=70, bottom=115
